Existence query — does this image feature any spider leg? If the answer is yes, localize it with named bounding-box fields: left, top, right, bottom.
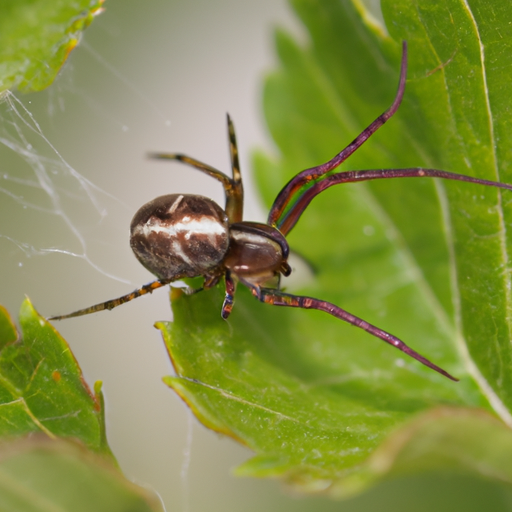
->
left=226, top=114, right=244, bottom=222
left=48, top=279, right=172, bottom=320
left=221, top=271, right=236, bottom=319
left=149, top=153, right=233, bottom=188
left=268, top=41, right=408, bottom=229
left=249, top=286, right=458, bottom=381
left=277, top=167, right=512, bottom=235
left=149, top=115, right=244, bottom=223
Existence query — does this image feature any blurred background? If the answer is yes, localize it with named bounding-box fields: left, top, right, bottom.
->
left=1, top=0, right=511, bottom=510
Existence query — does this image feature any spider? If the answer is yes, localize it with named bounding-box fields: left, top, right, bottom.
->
left=49, top=41, right=512, bottom=381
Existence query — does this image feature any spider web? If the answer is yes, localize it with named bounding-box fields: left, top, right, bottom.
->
left=0, top=32, right=185, bottom=322
left=0, top=90, right=131, bottom=282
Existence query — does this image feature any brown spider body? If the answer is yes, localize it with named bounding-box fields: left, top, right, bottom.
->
left=131, top=194, right=291, bottom=289
left=130, top=194, right=229, bottom=280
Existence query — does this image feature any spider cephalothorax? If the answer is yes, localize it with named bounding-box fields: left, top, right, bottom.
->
left=50, top=42, right=512, bottom=381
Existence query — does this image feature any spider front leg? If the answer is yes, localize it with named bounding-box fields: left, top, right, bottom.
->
left=149, top=115, right=244, bottom=223
left=249, top=286, right=458, bottom=381
left=221, top=271, right=236, bottom=319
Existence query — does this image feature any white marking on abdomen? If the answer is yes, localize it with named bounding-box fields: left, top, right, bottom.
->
left=171, top=240, right=194, bottom=265
left=167, top=195, right=184, bottom=215
left=139, top=216, right=226, bottom=240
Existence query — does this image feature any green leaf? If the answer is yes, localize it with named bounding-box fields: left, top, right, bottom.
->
left=0, top=306, right=17, bottom=351
left=0, top=299, right=111, bottom=457
left=0, top=304, right=163, bottom=509
left=161, top=0, right=512, bottom=496
left=0, top=0, right=105, bottom=93
left=340, top=407, right=512, bottom=495
left=0, top=436, right=163, bottom=512
left=380, top=0, right=512, bottom=412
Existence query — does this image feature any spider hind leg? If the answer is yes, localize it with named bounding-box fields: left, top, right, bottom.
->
left=250, top=286, right=458, bottom=381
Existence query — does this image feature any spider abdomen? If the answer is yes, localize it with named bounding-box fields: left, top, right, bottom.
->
left=130, top=194, right=229, bottom=280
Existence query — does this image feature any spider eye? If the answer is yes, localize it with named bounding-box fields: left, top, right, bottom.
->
left=130, top=194, right=229, bottom=280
